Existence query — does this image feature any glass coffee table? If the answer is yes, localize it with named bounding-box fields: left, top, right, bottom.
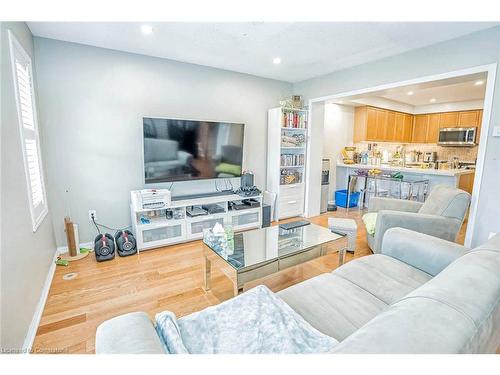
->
left=202, top=224, right=347, bottom=296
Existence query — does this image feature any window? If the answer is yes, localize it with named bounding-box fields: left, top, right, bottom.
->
left=8, top=30, right=48, bottom=232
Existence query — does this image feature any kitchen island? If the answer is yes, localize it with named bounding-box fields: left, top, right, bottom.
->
left=336, top=162, right=475, bottom=195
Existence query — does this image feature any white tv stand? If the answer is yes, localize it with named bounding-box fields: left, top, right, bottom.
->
left=130, top=190, right=263, bottom=251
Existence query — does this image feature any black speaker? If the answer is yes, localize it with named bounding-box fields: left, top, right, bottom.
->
left=262, top=204, right=271, bottom=228
left=115, top=230, right=137, bottom=257
left=94, top=233, right=115, bottom=262
left=241, top=172, right=254, bottom=188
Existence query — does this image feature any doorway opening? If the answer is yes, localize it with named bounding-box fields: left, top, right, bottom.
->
left=304, top=64, right=496, bottom=247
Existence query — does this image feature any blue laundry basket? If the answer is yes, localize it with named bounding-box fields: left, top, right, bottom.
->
left=335, top=189, right=360, bottom=208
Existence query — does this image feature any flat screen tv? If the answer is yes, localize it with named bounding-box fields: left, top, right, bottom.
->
left=143, top=117, right=244, bottom=184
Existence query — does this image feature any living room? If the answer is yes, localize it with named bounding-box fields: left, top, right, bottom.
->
left=1, top=1, right=500, bottom=372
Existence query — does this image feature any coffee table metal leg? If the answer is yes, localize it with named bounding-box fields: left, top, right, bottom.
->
left=339, top=248, right=346, bottom=267
left=203, top=255, right=211, bottom=291
left=233, top=283, right=244, bottom=297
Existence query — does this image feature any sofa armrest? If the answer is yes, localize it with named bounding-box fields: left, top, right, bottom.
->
left=381, top=228, right=468, bottom=276
left=368, top=197, right=423, bottom=213
left=95, top=312, right=166, bottom=354
left=373, top=210, right=462, bottom=254
left=177, top=150, right=193, bottom=165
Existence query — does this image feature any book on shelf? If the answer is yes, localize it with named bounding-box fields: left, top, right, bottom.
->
left=282, top=109, right=307, bottom=129
left=280, top=153, right=305, bottom=167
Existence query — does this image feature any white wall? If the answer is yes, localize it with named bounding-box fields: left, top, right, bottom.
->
left=413, top=100, right=483, bottom=114
left=1, top=23, right=57, bottom=350
left=304, top=101, right=324, bottom=217
left=294, top=26, right=500, bottom=247
left=351, top=97, right=414, bottom=113
left=33, top=37, right=292, bottom=246
left=322, top=104, right=354, bottom=197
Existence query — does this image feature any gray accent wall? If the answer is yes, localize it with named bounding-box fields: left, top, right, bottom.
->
left=294, top=26, right=500, bottom=248
left=1, top=22, right=57, bottom=350
left=33, top=38, right=292, bottom=246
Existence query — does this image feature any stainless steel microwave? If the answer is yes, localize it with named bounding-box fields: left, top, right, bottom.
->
left=438, top=127, right=477, bottom=147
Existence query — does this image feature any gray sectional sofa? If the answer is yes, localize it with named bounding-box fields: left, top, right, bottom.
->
left=96, top=228, right=500, bottom=354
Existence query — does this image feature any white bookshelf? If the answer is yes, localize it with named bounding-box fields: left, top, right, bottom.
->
left=130, top=191, right=263, bottom=251
left=267, top=107, right=309, bottom=221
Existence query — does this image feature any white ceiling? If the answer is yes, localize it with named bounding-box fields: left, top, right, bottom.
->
left=27, top=22, right=499, bottom=83
left=327, top=72, right=487, bottom=112
left=380, top=74, right=487, bottom=106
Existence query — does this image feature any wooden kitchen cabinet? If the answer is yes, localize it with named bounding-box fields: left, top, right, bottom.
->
left=355, top=106, right=410, bottom=143
left=413, top=114, right=429, bottom=143
left=375, top=109, right=389, bottom=140
left=353, top=106, right=482, bottom=144
left=439, top=112, right=459, bottom=128
left=385, top=111, right=397, bottom=141
left=476, top=110, right=483, bottom=143
left=426, top=113, right=441, bottom=143
left=402, top=114, right=414, bottom=143
left=458, top=110, right=481, bottom=127
left=354, top=106, right=388, bottom=142
left=365, top=107, right=378, bottom=141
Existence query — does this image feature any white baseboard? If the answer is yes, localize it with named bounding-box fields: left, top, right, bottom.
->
left=22, top=248, right=60, bottom=353
left=56, top=241, right=93, bottom=255
left=22, top=241, right=94, bottom=353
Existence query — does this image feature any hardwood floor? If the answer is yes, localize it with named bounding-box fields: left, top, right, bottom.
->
left=32, top=208, right=466, bottom=354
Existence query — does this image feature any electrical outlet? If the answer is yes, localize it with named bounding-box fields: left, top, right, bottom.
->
left=489, top=232, right=497, bottom=239
left=88, top=210, right=97, bottom=222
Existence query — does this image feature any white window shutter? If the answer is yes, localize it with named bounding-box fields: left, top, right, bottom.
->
left=9, top=30, right=48, bottom=231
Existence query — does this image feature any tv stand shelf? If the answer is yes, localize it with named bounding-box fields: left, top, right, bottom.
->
left=130, top=190, right=262, bottom=251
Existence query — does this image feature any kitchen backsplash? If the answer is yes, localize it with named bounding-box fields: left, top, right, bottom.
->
left=353, top=142, right=478, bottom=162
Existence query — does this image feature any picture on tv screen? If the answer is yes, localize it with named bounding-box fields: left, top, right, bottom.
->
left=143, top=117, right=244, bottom=184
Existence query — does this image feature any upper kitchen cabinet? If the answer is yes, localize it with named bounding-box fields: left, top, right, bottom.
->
left=438, top=110, right=482, bottom=128
left=354, top=106, right=374, bottom=142
left=353, top=106, right=482, bottom=144
left=385, top=111, right=397, bottom=141
left=426, top=113, right=441, bottom=143
left=354, top=106, right=410, bottom=143
left=375, top=108, right=389, bottom=140
left=413, top=114, right=429, bottom=143
left=438, top=112, right=459, bottom=128
left=458, top=110, right=481, bottom=127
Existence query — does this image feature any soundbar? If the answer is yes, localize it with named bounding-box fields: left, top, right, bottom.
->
left=171, top=190, right=234, bottom=201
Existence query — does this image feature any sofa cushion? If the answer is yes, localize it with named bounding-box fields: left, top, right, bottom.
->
left=332, top=239, right=500, bottom=354
left=277, top=273, right=387, bottom=341
left=418, top=185, right=470, bottom=220
left=330, top=297, right=478, bottom=353
left=333, top=254, right=432, bottom=305
left=400, top=249, right=500, bottom=353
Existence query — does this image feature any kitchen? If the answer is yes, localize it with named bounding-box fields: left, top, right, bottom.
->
left=321, top=72, right=486, bottom=210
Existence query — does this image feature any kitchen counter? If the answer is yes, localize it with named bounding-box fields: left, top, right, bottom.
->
left=335, top=162, right=475, bottom=194
left=336, top=162, right=475, bottom=177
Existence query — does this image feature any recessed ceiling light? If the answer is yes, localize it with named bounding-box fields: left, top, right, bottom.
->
left=141, top=25, right=153, bottom=35
left=407, top=91, right=414, bottom=96
left=338, top=100, right=344, bottom=104
left=430, top=98, right=436, bottom=103
left=474, top=80, right=484, bottom=86
left=273, top=57, right=281, bottom=65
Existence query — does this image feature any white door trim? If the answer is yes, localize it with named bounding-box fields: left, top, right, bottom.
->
left=304, top=63, right=497, bottom=247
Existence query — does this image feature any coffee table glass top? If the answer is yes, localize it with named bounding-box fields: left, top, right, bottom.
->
left=203, top=224, right=344, bottom=271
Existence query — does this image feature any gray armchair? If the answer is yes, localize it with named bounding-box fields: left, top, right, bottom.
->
left=364, top=185, right=471, bottom=254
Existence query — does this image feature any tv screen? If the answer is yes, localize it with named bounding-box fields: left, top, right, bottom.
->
left=143, top=117, right=244, bottom=184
